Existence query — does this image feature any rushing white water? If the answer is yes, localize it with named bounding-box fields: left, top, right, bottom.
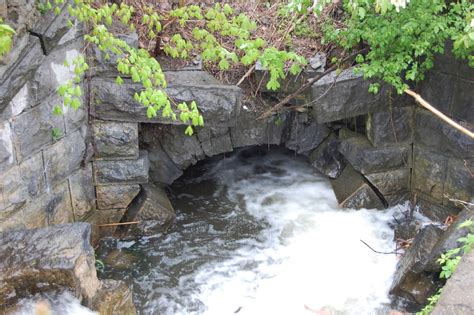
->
left=98, top=147, right=401, bottom=315
left=12, top=292, right=97, bottom=315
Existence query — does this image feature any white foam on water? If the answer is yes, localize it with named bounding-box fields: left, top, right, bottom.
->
left=13, top=291, right=97, bottom=315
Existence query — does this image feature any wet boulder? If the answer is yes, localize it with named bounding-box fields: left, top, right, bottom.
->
left=0, top=223, right=100, bottom=308
left=309, top=133, right=347, bottom=178
left=90, top=279, right=137, bottom=315
left=389, top=224, right=444, bottom=305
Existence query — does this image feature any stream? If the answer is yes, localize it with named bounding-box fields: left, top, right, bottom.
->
left=97, top=147, right=400, bottom=315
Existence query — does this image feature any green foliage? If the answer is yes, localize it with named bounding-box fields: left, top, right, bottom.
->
left=51, top=127, right=63, bottom=141
left=417, top=219, right=474, bottom=315
left=0, top=18, right=15, bottom=61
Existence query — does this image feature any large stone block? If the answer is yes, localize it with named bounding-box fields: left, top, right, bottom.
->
left=69, top=164, right=95, bottom=220
left=91, top=71, right=242, bottom=127
left=0, top=35, right=44, bottom=114
left=0, top=83, right=28, bottom=121
left=285, top=113, right=330, bottom=154
left=0, top=223, right=100, bottom=308
left=140, top=124, right=183, bottom=185
left=390, top=225, right=444, bottom=306
left=96, top=184, right=141, bottom=210
left=11, top=95, right=65, bottom=161
left=89, top=279, right=137, bottom=315
left=339, top=134, right=410, bottom=174
left=197, top=126, right=233, bottom=157
left=0, top=121, right=15, bottom=172
left=311, top=67, right=388, bottom=123
left=44, top=128, right=86, bottom=187
left=415, top=109, right=473, bottom=159
left=412, top=147, right=448, bottom=202
left=309, top=133, right=347, bottom=179
left=330, top=165, right=385, bottom=210
left=443, top=158, right=473, bottom=207
left=94, top=150, right=149, bottom=185
left=230, top=109, right=288, bottom=148
left=365, top=168, right=409, bottom=196
left=366, top=106, right=414, bottom=147
left=93, top=120, right=139, bottom=160
left=85, top=208, right=127, bottom=241
left=119, top=184, right=175, bottom=237
left=159, top=125, right=205, bottom=169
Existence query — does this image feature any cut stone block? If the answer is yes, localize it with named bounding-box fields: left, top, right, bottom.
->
left=0, top=223, right=100, bottom=308
left=330, top=165, right=385, bottom=210
left=0, top=121, right=15, bottom=172
left=366, top=106, right=414, bottom=147
left=93, top=120, right=139, bottom=160
left=158, top=125, right=205, bottom=169
left=89, top=279, right=137, bottom=315
left=311, top=67, right=388, bottom=123
left=414, top=194, right=459, bottom=223
left=443, top=158, right=473, bottom=207
left=96, top=184, right=141, bottom=210
left=119, top=184, right=175, bottom=237
left=94, top=150, right=149, bottom=185
left=197, top=126, right=233, bottom=157
left=339, top=134, right=410, bottom=174
left=309, top=133, right=347, bottom=179
left=85, top=208, right=127, bottom=242
left=285, top=113, right=330, bottom=154
left=68, top=164, right=95, bottom=220
left=412, top=146, right=448, bottom=202
left=365, top=168, right=409, bottom=196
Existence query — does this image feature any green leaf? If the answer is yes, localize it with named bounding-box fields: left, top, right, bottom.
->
left=185, top=125, right=194, bottom=136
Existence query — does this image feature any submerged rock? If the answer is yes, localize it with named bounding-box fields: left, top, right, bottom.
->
left=0, top=223, right=100, bottom=309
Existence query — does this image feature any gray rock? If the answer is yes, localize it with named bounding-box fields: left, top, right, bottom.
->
left=414, top=195, right=459, bottom=223
left=159, top=125, right=205, bottom=169
left=140, top=124, right=183, bottom=185
left=91, top=72, right=242, bottom=127
left=0, top=35, right=44, bottom=116
left=85, top=208, right=127, bottom=242
left=330, top=165, right=385, bottom=210
left=339, top=134, right=410, bottom=174
left=432, top=250, right=474, bottom=315
left=197, top=127, right=233, bottom=157
left=412, top=146, right=448, bottom=202
left=0, top=223, right=100, bottom=308
left=415, top=109, right=473, bottom=159
left=68, top=164, right=95, bottom=220
left=94, top=151, right=149, bottom=185
left=285, top=113, right=330, bottom=154
left=443, top=158, right=473, bottom=207
left=119, top=184, right=175, bottom=237
left=389, top=224, right=444, bottom=306
left=365, top=168, right=409, bottom=196
left=366, top=106, right=414, bottom=147
left=311, top=67, right=388, bottom=123
left=0, top=121, right=15, bottom=172
left=44, top=129, right=86, bottom=187
left=309, top=133, right=347, bottom=178
left=96, top=184, right=141, bottom=210
left=93, top=121, right=139, bottom=160
left=90, top=279, right=137, bottom=315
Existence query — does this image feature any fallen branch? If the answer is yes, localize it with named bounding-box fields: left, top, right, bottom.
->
left=405, top=89, right=474, bottom=139
left=360, top=239, right=400, bottom=255
left=98, top=221, right=139, bottom=228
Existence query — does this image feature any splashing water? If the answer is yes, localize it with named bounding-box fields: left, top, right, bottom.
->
left=98, top=147, right=400, bottom=315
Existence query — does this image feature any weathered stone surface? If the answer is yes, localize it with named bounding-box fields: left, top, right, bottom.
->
left=94, top=150, right=149, bottom=185
left=44, top=129, right=86, bottom=187
left=309, top=133, right=347, bottom=178
left=0, top=151, right=44, bottom=214
left=339, top=134, right=410, bottom=174
left=0, top=83, right=29, bottom=121
left=96, top=184, right=141, bottom=210
left=366, top=106, right=414, bottom=147
left=90, top=279, right=137, bottom=315
left=414, top=195, right=459, bottom=223
left=412, top=146, right=448, bottom=202
left=85, top=209, right=127, bottom=241
left=230, top=109, right=288, bottom=148
left=11, top=95, right=65, bottom=161
left=0, top=121, right=15, bottom=172
left=197, top=127, right=233, bottom=157
left=365, top=168, right=409, bottom=196
left=0, top=223, right=100, bottom=308
left=330, top=165, right=385, bottom=209
left=140, top=124, right=183, bottom=185
left=311, top=67, right=388, bottom=123
left=91, top=72, right=242, bottom=127
left=415, top=109, right=473, bottom=159
left=119, top=184, right=175, bottom=237
left=389, top=225, right=444, bottom=305
left=69, top=164, right=95, bottom=220
left=0, top=35, right=44, bottom=111
left=443, top=158, right=473, bottom=207
left=432, top=249, right=474, bottom=315
left=93, top=120, right=139, bottom=160
left=425, top=208, right=474, bottom=272
left=159, top=125, right=205, bottom=169
left=285, top=113, right=330, bottom=154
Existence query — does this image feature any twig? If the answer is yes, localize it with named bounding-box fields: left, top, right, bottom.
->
left=360, top=239, right=400, bottom=255
left=98, top=221, right=139, bottom=227
left=405, top=89, right=474, bottom=139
